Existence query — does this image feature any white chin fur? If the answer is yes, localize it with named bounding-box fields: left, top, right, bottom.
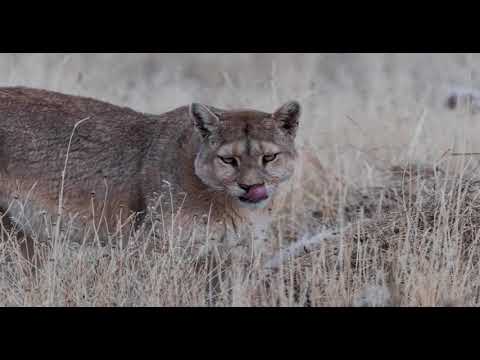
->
left=235, top=197, right=271, bottom=210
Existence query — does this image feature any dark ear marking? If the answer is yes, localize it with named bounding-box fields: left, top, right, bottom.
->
left=189, top=103, right=220, bottom=138
left=273, top=101, right=301, bottom=136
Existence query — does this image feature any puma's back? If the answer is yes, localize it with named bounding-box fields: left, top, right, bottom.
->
left=0, top=87, right=149, bottom=221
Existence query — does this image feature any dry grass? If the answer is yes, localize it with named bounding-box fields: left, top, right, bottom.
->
left=3, top=53, right=480, bottom=306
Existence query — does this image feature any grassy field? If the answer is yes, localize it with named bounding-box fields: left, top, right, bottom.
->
left=2, top=53, right=480, bottom=306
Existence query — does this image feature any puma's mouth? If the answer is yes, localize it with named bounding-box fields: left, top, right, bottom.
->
left=238, top=184, right=269, bottom=204
left=238, top=195, right=268, bottom=204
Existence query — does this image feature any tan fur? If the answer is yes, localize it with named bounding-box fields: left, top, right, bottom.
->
left=0, top=87, right=301, bottom=255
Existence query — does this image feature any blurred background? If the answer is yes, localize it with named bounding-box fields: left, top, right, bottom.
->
left=1, top=53, right=480, bottom=185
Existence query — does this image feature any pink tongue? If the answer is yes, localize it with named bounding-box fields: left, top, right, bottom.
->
left=245, top=185, right=268, bottom=202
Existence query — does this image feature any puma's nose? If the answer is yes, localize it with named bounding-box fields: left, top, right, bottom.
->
left=239, top=183, right=261, bottom=192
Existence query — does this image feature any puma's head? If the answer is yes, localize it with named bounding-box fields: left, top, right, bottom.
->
left=190, top=101, right=301, bottom=209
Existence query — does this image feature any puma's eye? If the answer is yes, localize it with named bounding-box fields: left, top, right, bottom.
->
left=263, top=153, right=278, bottom=164
left=218, top=156, right=238, bottom=167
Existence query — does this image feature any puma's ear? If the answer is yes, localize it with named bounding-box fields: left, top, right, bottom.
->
left=189, top=103, right=220, bottom=138
left=272, top=101, right=301, bottom=136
